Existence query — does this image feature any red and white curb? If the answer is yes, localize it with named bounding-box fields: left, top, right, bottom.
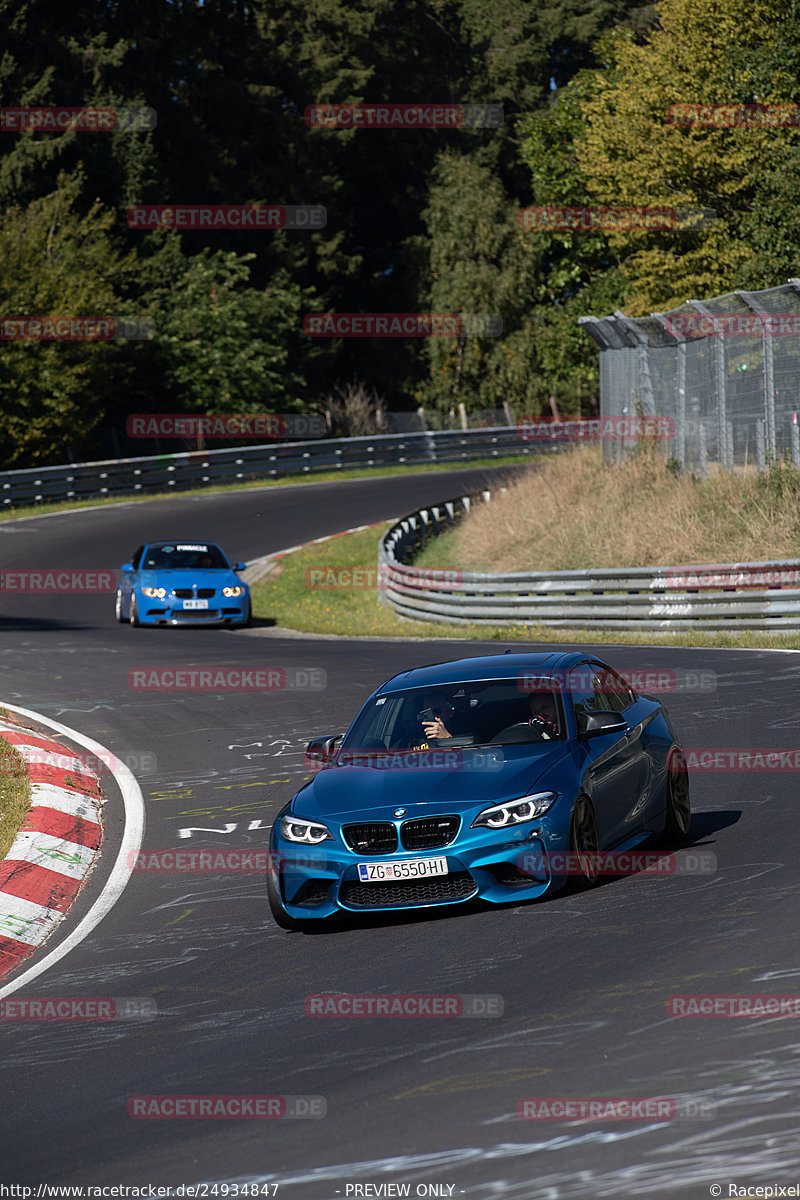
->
left=0, top=719, right=106, bottom=978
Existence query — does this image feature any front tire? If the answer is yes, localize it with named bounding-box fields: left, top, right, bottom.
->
left=129, top=593, right=140, bottom=627
left=115, top=589, right=125, bottom=623
left=569, top=795, right=600, bottom=889
left=242, top=599, right=252, bottom=628
left=664, top=749, right=691, bottom=841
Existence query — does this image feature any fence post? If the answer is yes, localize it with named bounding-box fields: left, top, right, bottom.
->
left=698, top=424, right=708, bottom=478
left=756, top=420, right=766, bottom=473
left=792, top=413, right=800, bottom=468
left=676, top=342, right=687, bottom=470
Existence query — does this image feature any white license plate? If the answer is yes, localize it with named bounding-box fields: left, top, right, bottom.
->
left=357, top=857, right=448, bottom=882
left=182, top=599, right=208, bottom=610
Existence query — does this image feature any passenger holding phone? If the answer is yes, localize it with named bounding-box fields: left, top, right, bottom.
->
left=408, top=689, right=473, bottom=749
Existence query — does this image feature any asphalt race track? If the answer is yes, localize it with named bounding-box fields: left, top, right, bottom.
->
left=2, top=464, right=800, bottom=1199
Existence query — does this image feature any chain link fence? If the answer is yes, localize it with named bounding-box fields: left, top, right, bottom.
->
left=579, top=279, right=800, bottom=473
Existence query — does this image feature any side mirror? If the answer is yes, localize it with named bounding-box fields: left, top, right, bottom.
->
left=305, top=735, right=343, bottom=772
left=234, top=562, right=247, bottom=572
left=120, top=563, right=133, bottom=573
left=581, top=711, right=628, bottom=737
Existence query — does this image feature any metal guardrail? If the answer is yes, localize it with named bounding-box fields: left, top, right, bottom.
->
left=378, top=490, right=800, bottom=631
left=0, top=427, right=541, bottom=509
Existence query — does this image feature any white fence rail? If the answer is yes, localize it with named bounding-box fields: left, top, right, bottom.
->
left=378, top=490, right=800, bottom=631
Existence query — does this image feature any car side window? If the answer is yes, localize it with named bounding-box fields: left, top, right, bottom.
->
left=594, top=666, right=636, bottom=712
left=130, top=545, right=144, bottom=570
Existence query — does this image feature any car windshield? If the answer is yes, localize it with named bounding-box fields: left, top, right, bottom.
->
left=142, top=543, right=230, bottom=570
left=339, top=678, right=567, bottom=752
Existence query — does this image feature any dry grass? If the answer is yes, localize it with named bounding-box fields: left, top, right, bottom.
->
left=0, top=737, right=31, bottom=861
left=414, top=445, right=800, bottom=572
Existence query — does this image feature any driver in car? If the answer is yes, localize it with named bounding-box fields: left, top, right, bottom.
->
left=526, top=691, right=560, bottom=739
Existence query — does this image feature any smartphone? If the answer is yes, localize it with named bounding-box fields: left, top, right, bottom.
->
left=418, top=707, right=435, bottom=724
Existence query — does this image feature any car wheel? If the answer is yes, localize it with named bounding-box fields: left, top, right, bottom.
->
left=266, top=866, right=316, bottom=932
left=129, top=593, right=140, bottom=627
left=115, top=589, right=125, bottom=623
left=664, top=749, right=691, bottom=841
left=242, top=599, right=252, bottom=628
left=569, top=795, right=600, bottom=889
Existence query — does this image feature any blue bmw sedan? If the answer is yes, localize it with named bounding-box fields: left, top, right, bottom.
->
left=115, top=540, right=251, bottom=627
left=267, top=651, right=691, bottom=929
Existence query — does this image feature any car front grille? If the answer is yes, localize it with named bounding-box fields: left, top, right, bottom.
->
left=342, top=823, right=398, bottom=854
left=339, top=872, right=477, bottom=909
left=173, top=587, right=216, bottom=599
left=400, top=816, right=459, bottom=850
left=171, top=609, right=220, bottom=620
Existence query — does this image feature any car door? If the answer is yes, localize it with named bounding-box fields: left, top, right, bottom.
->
left=570, top=663, right=648, bottom=847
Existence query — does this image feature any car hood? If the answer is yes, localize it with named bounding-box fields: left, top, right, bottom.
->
left=293, top=743, right=571, bottom=821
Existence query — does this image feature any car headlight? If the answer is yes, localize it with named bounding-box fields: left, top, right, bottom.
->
left=222, top=586, right=246, bottom=598
left=141, top=586, right=167, bottom=599
left=471, top=792, right=558, bottom=829
left=281, top=815, right=333, bottom=844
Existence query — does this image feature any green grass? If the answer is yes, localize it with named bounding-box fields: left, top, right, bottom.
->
left=0, top=737, right=32, bottom=861
left=0, top=455, right=529, bottom=523
left=250, top=522, right=800, bottom=649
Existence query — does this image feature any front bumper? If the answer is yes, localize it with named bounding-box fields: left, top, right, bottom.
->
left=268, top=826, right=566, bottom=921
left=138, top=600, right=249, bottom=626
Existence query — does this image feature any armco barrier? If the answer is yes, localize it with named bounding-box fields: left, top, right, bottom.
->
left=377, top=491, right=800, bottom=631
left=0, top=428, right=543, bottom=509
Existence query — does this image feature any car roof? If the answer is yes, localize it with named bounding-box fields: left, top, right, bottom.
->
left=376, top=651, right=600, bottom=694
